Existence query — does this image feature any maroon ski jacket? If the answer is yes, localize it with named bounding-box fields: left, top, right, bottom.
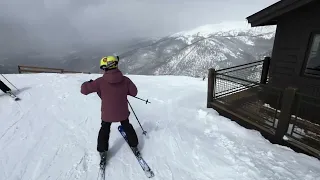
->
left=80, top=69, right=138, bottom=122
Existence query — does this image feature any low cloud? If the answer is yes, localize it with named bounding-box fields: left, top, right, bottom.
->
left=0, top=0, right=278, bottom=55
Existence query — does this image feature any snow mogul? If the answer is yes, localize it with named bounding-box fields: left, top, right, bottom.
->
left=80, top=56, right=140, bottom=167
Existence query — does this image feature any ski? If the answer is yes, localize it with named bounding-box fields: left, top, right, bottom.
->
left=97, top=168, right=104, bottom=180
left=6, top=91, right=20, bottom=101
left=118, top=125, right=155, bottom=178
left=98, top=161, right=106, bottom=180
left=97, top=152, right=107, bottom=180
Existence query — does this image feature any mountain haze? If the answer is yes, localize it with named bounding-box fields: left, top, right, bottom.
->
left=116, top=21, right=276, bottom=77
left=0, top=21, right=276, bottom=77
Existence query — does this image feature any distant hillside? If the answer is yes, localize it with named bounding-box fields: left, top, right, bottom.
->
left=0, top=21, right=276, bottom=77
left=114, top=21, right=276, bottom=77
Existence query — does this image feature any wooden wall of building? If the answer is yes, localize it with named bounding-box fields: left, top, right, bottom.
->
left=269, top=1, right=320, bottom=97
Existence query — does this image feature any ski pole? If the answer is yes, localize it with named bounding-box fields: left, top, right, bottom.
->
left=127, top=100, right=147, bottom=135
left=0, top=74, right=19, bottom=91
left=132, top=96, right=151, bottom=104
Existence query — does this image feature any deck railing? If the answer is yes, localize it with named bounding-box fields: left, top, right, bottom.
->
left=285, top=92, right=320, bottom=154
left=207, top=56, right=320, bottom=159
left=18, top=65, right=91, bottom=74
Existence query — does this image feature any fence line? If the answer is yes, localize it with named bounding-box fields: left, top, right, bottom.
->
left=18, top=65, right=91, bottom=74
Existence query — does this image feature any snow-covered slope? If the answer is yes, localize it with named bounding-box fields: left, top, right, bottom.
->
left=1, top=73, right=320, bottom=180
left=117, top=21, right=276, bottom=77
left=172, top=21, right=275, bottom=43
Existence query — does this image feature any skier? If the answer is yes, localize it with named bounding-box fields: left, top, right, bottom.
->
left=0, top=80, right=12, bottom=94
left=80, top=56, right=140, bottom=167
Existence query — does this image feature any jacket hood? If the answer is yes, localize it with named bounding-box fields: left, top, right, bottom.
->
left=102, top=69, right=124, bottom=84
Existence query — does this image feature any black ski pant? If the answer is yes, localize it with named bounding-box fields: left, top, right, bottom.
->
left=0, top=80, right=11, bottom=93
left=97, top=119, right=138, bottom=152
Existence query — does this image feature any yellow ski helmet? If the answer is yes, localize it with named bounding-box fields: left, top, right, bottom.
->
left=100, top=56, right=119, bottom=70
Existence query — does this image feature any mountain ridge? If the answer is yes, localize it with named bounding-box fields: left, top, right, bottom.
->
left=115, top=21, right=276, bottom=77
left=0, top=21, right=276, bottom=77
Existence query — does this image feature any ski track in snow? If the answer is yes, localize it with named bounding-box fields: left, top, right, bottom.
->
left=0, top=73, right=320, bottom=180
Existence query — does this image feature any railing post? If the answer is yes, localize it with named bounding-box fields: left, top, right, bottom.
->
left=207, top=68, right=216, bottom=108
left=260, top=56, right=271, bottom=84
left=274, top=87, right=297, bottom=143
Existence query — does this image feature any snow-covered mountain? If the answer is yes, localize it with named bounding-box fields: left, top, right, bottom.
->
left=0, top=21, right=276, bottom=77
left=116, top=21, right=276, bottom=77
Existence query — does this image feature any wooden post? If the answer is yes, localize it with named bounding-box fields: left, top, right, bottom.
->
left=260, top=56, right=271, bottom=84
left=18, top=65, right=21, bottom=74
left=274, top=87, right=297, bottom=143
left=207, top=68, right=216, bottom=108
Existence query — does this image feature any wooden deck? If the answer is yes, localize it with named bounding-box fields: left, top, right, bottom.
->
left=210, top=87, right=278, bottom=140
left=209, top=85, right=320, bottom=159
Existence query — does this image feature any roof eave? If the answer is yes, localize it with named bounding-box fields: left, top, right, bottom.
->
left=246, top=0, right=315, bottom=27
left=247, top=18, right=278, bottom=27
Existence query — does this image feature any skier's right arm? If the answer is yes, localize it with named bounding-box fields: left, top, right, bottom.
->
left=81, top=78, right=100, bottom=95
left=127, top=78, right=137, bottom=97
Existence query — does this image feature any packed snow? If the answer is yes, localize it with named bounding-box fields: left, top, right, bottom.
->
left=1, top=73, right=320, bottom=180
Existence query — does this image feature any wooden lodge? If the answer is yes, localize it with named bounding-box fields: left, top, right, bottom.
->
left=207, top=0, right=320, bottom=159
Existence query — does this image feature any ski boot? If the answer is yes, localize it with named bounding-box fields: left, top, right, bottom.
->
left=99, top=151, right=107, bottom=168
left=131, top=146, right=140, bottom=157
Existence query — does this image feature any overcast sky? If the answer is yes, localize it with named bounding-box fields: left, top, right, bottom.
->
left=0, top=0, right=279, bottom=54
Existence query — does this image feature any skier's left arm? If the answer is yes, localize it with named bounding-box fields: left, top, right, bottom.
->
left=81, top=79, right=100, bottom=95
